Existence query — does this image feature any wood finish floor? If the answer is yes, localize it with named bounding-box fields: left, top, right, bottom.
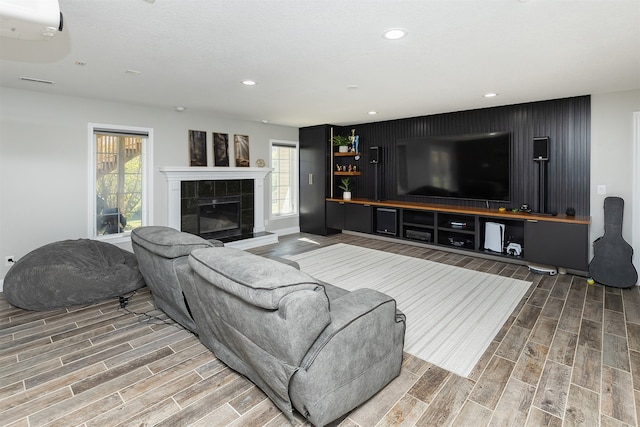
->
left=1, top=232, right=639, bottom=426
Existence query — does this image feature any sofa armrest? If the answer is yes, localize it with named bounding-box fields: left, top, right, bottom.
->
left=300, top=288, right=405, bottom=369
left=290, top=288, right=405, bottom=425
left=263, top=255, right=300, bottom=270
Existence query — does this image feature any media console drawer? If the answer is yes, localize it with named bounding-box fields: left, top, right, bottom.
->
left=326, top=201, right=372, bottom=234
left=525, top=220, right=589, bottom=272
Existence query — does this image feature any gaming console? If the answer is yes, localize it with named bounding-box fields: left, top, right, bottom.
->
left=449, top=221, right=468, bottom=229
left=484, top=222, right=504, bottom=253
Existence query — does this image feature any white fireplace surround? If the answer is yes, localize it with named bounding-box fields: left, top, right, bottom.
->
left=159, top=166, right=276, bottom=248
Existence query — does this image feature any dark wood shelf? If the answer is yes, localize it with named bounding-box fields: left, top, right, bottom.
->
left=334, top=152, right=361, bottom=157
left=334, top=171, right=361, bottom=176
left=325, top=197, right=590, bottom=225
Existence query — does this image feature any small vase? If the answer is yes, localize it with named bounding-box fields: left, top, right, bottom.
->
left=343, top=191, right=351, bottom=200
left=338, top=145, right=348, bottom=153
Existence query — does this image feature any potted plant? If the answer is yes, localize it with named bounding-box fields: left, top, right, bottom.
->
left=339, top=177, right=352, bottom=200
left=331, top=135, right=351, bottom=152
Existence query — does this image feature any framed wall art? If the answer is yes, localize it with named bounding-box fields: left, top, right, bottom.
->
left=213, top=132, right=229, bottom=166
left=234, top=134, right=250, bottom=167
left=188, top=130, right=207, bottom=166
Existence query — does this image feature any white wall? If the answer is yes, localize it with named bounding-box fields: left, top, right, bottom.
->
left=0, top=87, right=298, bottom=282
left=590, top=89, right=640, bottom=284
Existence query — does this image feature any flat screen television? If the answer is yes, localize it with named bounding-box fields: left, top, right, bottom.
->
left=396, top=132, right=511, bottom=202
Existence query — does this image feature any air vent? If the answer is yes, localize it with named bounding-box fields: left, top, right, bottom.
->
left=19, top=77, right=54, bottom=85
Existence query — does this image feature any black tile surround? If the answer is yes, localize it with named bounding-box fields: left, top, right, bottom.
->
left=180, top=179, right=254, bottom=237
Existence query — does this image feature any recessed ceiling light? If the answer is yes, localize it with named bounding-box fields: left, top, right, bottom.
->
left=368, top=111, right=378, bottom=115
left=125, top=69, right=142, bottom=75
left=242, top=80, right=257, bottom=86
left=261, top=119, right=269, bottom=124
left=484, top=93, right=498, bottom=98
left=382, top=28, right=407, bottom=40
left=175, top=106, right=186, bottom=112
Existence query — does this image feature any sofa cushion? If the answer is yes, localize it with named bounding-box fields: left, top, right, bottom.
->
left=131, top=226, right=216, bottom=259
left=189, top=247, right=322, bottom=310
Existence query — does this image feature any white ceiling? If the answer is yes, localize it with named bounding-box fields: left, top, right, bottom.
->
left=1, top=0, right=639, bottom=128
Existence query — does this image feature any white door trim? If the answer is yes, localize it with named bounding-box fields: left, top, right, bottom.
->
left=633, top=111, right=640, bottom=285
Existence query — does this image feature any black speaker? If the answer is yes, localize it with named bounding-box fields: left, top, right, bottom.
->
left=533, top=137, right=549, bottom=161
left=376, top=208, right=397, bottom=236
left=370, top=146, right=380, bottom=164
left=566, top=207, right=576, bottom=216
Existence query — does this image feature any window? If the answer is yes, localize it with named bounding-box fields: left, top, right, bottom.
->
left=88, top=123, right=153, bottom=241
left=271, top=140, right=298, bottom=217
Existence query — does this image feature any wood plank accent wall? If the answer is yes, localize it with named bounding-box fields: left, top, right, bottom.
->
left=335, top=95, right=590, bottom=216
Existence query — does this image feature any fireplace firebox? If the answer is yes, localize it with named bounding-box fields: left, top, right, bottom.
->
left=197, top=195, right=241, bottom=239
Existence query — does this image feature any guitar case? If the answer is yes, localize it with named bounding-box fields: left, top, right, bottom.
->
left=589, top=196, right=638, bottom=288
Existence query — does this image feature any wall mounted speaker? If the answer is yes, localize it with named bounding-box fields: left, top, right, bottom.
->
left=533, top=137, right=549, bottom=161
left=370, top=146, right=380, bottom=164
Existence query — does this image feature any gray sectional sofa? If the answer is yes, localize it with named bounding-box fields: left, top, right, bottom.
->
left=131, top=226, right=222, bottom=333
left=132, top=226, right=406, bottom=426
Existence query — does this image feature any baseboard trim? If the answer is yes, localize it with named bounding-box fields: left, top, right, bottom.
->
left=224, top=232, right=279, bottom=250
left=272, top=226, right=300, bottom=236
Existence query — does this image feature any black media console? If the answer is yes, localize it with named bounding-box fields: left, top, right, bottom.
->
left=326, top=198, right=590, bottom=275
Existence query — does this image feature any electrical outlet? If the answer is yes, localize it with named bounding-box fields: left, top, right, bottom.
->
left=5, top=256, right=15, bottom=267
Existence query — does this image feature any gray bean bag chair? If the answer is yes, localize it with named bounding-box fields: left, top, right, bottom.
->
left=3, top=239, right=145, bottom=311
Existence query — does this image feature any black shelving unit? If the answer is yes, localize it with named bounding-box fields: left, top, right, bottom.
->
left=326, top=198, right=590, bottom=274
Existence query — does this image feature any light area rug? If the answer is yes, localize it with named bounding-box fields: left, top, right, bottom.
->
left=284, top=243, right=532, bottom=377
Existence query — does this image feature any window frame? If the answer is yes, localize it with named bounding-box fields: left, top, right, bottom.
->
left=269, top=139, right=299, bottom=220
left=87, top=123, right=153, bottom=243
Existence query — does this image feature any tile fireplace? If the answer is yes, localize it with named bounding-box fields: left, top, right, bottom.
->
left=160, top=167, right=277, bottom=249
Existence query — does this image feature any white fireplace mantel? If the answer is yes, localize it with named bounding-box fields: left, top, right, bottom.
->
left=159, top=166, right=272, bottom=239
